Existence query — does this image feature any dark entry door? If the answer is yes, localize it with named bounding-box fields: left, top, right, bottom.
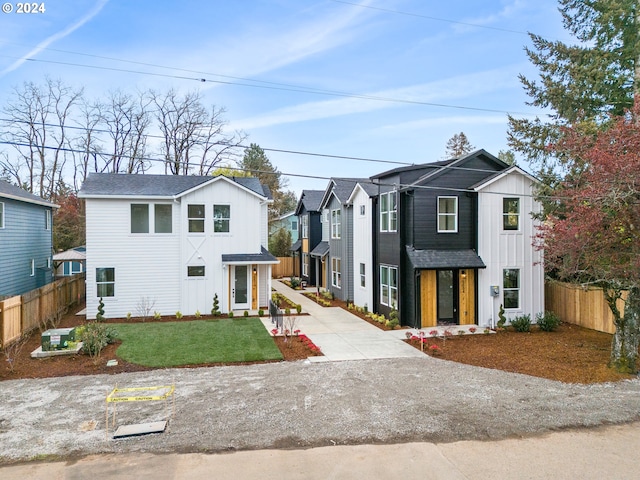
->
left=437, top=270, right=457, bottom=324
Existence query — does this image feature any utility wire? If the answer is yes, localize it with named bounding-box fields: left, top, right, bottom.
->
left=0, top=54, right=538, bottom=117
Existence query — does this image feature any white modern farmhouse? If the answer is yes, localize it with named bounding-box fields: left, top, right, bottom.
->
left=79, top=173, right=278, bottom=319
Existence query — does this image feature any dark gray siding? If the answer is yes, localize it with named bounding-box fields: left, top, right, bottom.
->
left=0, top=198, right=53, bottom=296
left=375, top=174, right=401, bottom=317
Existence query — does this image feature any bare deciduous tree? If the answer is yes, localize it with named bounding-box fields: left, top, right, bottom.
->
left=152, top=89, right=245, bottom=175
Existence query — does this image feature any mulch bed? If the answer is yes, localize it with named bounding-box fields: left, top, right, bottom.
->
left=0, top=303, right=321, bottom=381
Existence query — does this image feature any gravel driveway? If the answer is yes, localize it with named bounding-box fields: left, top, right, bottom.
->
left=1, top=356, right=640, bottom=464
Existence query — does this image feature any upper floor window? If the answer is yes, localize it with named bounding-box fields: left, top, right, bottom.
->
left=331, top=209, right=341, bottom=239
left=214, top=204, right=230, bottom=233
left=188, top=204, right=205, bottom=233
left=503, top=198, right=520, bottom=231
left=96, top=267, right=115, bottom=297
left=45, top=209, right=51, bottom=230
left=291, top=219, right=298, bottom=231
left=154, top=204, right=172, bottom=233
left=437, top=196, right=458, bottom=233
left=360, top=263, right=366, bottom=287
left=380, top=191, right=397, bottom=232
left=503, top=268, right=520, bottom=309
left=301, top=215, right=309, bottom=238
left=359, top=204, right=365, bottom=216
left=131, top=204, right=149, bottom=233
left=0, top=202, right=4, bottom=228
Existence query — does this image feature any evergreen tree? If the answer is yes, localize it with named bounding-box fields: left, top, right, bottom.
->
left=444, top=132, right=474, bottom=158
left=508, top=0, right=640, bottom=168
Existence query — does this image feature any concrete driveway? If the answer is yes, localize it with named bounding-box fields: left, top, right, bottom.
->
left=267, top=280, right=424, bottom=362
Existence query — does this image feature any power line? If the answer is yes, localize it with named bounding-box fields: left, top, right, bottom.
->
left=0, top=54, right=538, bottom=117
left=0, top=138, right=547, bottom=199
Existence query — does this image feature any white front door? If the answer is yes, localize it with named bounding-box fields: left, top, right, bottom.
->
left=232, top=265, right=250, bottom=310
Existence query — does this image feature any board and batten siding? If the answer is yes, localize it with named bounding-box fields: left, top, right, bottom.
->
left=351, top=186, right=373, bottom=310
left=85, top=198, right=181, bottom=319
left=179, top=179, right=268, bottom=315
left=0, top=198, right=53, bottom=296
left=476, top=170, right=544, bottom=327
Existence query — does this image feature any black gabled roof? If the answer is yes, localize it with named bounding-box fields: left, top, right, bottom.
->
left=0, top=179, right=57, bottom=208
left=294, top=189, right=324, bottom=215
left=371, top=159, right=453, bottom=180
left=406, top=247, right=486, bottom=270
left=78, top=173, right=272, bottom=199
left=320, top=177, right=368, bottom=208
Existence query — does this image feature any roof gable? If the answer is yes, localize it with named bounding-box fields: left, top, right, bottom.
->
left=472, top=165, right=539, bottom=191
left=294, top=190, right=324, bottom=215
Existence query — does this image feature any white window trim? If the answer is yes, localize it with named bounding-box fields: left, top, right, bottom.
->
left=0, top=202, right=4, bottom=228
left=359, top=204, right=365, bottom=216
left=187, top=265, right=206, bottom=277
left=30, top=259, right=35, bottom=277
left=380, top=191, right=397, bottom=232
left=502, top=197, right=521, bottom=232
left=213, top=204, right=231, bottom=233
left=154, top=203, right=173, bottom=234
left=70, top=261, right=83, bottom=274
left=503, top=268, right=521, bottom=310
left=332, top=257, right=342, bottom=288
left=331, top=209, right=341, bottom=239
left=96, top=267, right=115, bottom=297
left=45, top=209, right=51, bottom=230
left=301, top=215, right=309, bottom=239
left=380, top=265, right=398, bottom=307
left=359, top=263, right=366, bottom=288
left=188, top=204, right=206, bottom=233
left=437, top=196, right=458, bottom=233
left=302, top=253, right=309, bottom=276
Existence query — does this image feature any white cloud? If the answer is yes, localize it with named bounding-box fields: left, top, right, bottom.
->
left=1, top=0, right=109, bottom=77
left=230, top=66, right=522, bottom=131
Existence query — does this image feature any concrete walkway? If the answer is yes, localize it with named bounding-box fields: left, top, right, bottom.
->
left=265, top=280, right=424, bottom=362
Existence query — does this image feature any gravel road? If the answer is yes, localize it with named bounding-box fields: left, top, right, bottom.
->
left=1, top=356, right=640, bottom=464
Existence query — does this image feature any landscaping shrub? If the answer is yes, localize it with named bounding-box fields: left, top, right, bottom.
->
left=536, top=311, right=560, bottom=332
left=510, top=314, right=532, bottom=332
left=289, top=276, right=300, bottom=289
left=243, top=310, right=249, bottom=317
left=211, top=294, right=221, bottom=316
left=228, top=311, right=234, bottom=318
left=96, top=297, right=105, bottom=321
left=497, top=304, right=506, bottom=330
left=258, top=309, right=264, bottom=317
left=295, top=304, right=302, bottom=314
left=81, top=322, right=118, bottom=357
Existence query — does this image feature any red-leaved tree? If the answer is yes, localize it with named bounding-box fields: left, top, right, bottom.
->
left=539, top=104, right=640, bottom=373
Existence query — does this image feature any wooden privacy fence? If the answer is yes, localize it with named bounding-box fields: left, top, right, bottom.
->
left=272, top=256, right=295, bottom=278
left=0, top=273, right=86, bottom=347
left=545, top=280, right=625, bottom=334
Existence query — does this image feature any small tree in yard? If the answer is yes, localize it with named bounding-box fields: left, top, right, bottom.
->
left=539, top=103, right=640, bottom=373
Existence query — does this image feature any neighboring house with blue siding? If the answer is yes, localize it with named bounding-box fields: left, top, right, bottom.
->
left=0, top=180, right=57, bottom=297
left=269, top=211, right=299, bottom=243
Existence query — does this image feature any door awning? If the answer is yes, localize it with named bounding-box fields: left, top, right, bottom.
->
left=310, top=241, right=329, bottom=258
left=406, top=247, right=486, bottom=269
left=222, top=247, right=280, bottom=265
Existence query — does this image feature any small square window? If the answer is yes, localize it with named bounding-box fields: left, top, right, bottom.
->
left=188, top=266, right=205, bottom=277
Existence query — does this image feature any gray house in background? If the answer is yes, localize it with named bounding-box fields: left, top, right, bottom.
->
left=0, top=180, right=57, bottom=297
left=319, top=178, right=364, bottom=302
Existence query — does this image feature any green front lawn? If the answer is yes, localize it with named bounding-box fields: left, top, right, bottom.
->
left=114, top=318, right=283, bottom=367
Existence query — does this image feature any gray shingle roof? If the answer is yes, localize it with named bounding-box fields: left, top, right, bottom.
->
left=0, top=179, right=56, bottom=207
left=221, top=246, right=279, bottom=264
left=406, top=247, right=486, bottom=270
left=78, top=173, right=271, bottom=199
left=295, top=190, right=324, bottom=214
left=310, top=241, right=329, bottom=258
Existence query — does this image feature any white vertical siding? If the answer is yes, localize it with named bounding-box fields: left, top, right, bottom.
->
left=85, top=177, right=270, bottom=319
left=85, top=198, right=181, bottom=319
left=476, top=171, right=544, bottom=327
left=351, top=186, right=373, bottom=309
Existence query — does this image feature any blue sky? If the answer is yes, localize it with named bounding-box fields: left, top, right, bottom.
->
left=0, top=0, right=568, bottom=195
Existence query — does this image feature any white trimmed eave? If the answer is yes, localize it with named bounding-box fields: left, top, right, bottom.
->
left=473, top=166, right=539, bottom=192
left=78, top=194, right=175, bottom=200
left=175, top=176, right=269, bottom=202
left=1, top=193, right=59, bottom=209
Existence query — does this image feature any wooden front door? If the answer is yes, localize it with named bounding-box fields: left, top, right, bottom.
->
left=420, top=269, right=476, bottom=327
left=458, top=269, right=475, bottom=325
left=420, top=270, right=437, bottom=328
